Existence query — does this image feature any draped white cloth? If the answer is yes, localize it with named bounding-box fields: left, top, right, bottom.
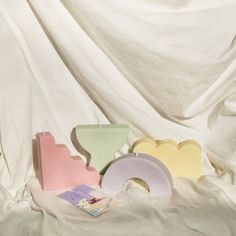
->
left=0, top=0, right=236, bottom=235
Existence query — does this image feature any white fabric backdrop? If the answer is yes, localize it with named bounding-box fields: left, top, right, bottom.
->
left=0, top=0, right=236, bottom=235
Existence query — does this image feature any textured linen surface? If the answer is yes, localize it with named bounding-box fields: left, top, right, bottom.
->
left=0, top=0, right=236, bottom=235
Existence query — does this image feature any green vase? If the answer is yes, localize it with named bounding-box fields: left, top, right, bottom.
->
left=75, top=124, right=129, bottom=174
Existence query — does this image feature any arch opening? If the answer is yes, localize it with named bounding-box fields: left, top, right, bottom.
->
left=123, top=177, right=150, bottom=192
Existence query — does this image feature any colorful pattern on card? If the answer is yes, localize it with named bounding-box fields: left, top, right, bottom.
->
left=58, top=184, right=118, bottom=217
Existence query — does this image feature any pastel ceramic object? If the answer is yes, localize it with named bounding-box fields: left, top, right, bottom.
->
left=75, top=124, right=129, bottom=173
left=101, top=153, right=173, bottom=197
left=132, top=137, right=201, bottom=178
left=36, top=132, right=100, bottom=191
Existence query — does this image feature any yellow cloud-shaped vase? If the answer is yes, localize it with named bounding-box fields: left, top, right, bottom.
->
left=131, top=137, right=201, bottom=178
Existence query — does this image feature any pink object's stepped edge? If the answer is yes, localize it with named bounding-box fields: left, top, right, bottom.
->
left=36, top=132, right=100, bottom=191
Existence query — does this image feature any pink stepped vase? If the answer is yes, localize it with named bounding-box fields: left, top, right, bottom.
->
left=36, top=132, right=100, bottom=191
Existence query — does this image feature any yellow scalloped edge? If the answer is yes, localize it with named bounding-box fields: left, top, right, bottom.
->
left=131, top=137, right=201, bottom=178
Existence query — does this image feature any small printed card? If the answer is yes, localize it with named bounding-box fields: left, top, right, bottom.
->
left=58, top=185, right=118, bottom=217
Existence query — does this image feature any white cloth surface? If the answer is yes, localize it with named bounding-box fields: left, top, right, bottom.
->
left=0, top=0, right=236, bottom=235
